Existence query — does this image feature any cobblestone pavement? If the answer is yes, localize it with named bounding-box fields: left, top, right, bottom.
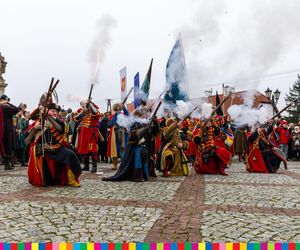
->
left=0, top=158, right=299, bottom=241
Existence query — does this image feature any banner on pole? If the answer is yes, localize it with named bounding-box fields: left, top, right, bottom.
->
left=120, top=66, right=127, bottom=102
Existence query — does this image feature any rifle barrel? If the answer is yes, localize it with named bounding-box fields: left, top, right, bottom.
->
left=211, top=93, right=232, bottom=116
left=88, top=84, right=94, bottom=100
left=152, top=101, right=162, bottom=117
left=121, top=87, right=134, bottom=104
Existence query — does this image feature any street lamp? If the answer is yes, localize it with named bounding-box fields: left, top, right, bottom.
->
left=265, top=88, right=272, bottom=99
left=273, top=89, right=281, bottom=104
left=265, top=87, right=281, bottom=116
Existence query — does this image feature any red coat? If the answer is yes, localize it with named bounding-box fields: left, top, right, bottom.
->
left=77, top=111, right=101, bottom=155
left=193, top=146, right=232, bottom=174
left=275, top=127, right=291, bottom=145
left=246, top=132, right=268, bottom=173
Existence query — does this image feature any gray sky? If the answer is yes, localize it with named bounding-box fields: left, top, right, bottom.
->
left=1, top=0, right=300, bottom=111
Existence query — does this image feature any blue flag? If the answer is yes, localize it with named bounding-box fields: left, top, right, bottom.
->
left=133, top=72, right=140, bottom=108
left=164, top=34, right=189, bottom=104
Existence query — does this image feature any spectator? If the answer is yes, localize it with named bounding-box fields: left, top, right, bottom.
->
left=275, top=120, right=291, bottom=159
left=291, top=126, right=300, bottom=161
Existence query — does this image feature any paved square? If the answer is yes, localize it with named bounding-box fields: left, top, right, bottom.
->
left=205, top=184, right=300, bottom=209
left=0, top=159, right=299, bottom=242
left=201, top=210, right=300, bottom=242
left=41, top=180, right=181, bottom=202
left=0, top=201, right=162, bottom=242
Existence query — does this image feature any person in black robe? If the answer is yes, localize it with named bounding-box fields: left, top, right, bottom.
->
left=98, top=112, right=110, bottom=162
left=0, top=95, right=20, bottom=170
left=102, top=106, right=159, bottom=182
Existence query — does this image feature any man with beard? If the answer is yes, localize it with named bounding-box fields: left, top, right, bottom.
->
left=0, top=95, right=20, bottom=170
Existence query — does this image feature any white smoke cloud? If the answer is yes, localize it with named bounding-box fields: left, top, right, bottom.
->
left=228, top=91, right=269, bottom=129
left=88, top=14, right=117, bottom=84
left=66, top=94, right=86, bottom=103
left=116, top=113, right=149, bottom=129
left=201, top=103, right=213, bottom=118
left=178, top=0, right=300, bottom=94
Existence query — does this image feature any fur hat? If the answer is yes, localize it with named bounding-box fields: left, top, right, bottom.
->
left=47, top=103, right=61, bottom=112
left=113, top=103, right=121, bottom=112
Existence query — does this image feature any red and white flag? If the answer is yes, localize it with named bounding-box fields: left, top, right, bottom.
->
left=120, top=66, right=127, bottom=102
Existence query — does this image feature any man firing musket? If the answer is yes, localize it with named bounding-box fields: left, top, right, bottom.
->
left=106, top=87, right=134, bottom=170
left=27, top=78, right=82, bottom=187
left=155, top=100, right=200, bottom=177
left=74, top=82, right=101, bottom=173
left=245, top=98, right=300, bottom=174
left=189, top=93, right=234, bottom=176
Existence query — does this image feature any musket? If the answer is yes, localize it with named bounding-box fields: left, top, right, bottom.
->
left=183, top=105, right=199, bottom=121
left=261, top=97, right=299, bottom=128
left=211, top=92, right=232, bottom=116
left=121, top=87, right=134, bottom=105
left=152, top=100, right=162, bottom=117
left=149, top=89, right=166, bottom=110
left=192, top=93, right=233, bottom=133
left=167, top=104, right=199, bottom=135
left=41, top=78, right=60, bottom=158
left=88, top=83, right=94, bottom=101
left=25, top=78, right=60, bottom=145
left=42, top=78, right=60, bottom=122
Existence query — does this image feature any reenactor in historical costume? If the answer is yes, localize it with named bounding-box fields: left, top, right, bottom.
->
left=98, top=111, right=110, bottom=162
left=16, top=103, right=29, bottom=166
left=103, top=106, right=159, bottom=181
left=156, top=117, right=190, bottom=177
left=193, top=119, right=232, bottom=175
left=246, top=125, right=287, bottom=173
left=107, top=103, right=129, bottom=170
left=0, top=95, right=20, bottom=170
left=75, top=100, right=101, bottom=173
left=27, top=102, right=82, bottom=187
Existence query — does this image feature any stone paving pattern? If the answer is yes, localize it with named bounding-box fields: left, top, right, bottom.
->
left=0, top=159, right=299, bottom=241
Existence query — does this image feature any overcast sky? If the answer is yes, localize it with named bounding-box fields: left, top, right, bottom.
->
left=1, top=0, right=300, bottom=111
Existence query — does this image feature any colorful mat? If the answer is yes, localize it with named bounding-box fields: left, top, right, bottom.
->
left=0, top=243, right=297, bottom=250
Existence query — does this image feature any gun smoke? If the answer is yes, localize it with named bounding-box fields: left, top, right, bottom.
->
left=178, top=0, right=300, bottom=94
left=88, top=15, right=117, bottom=84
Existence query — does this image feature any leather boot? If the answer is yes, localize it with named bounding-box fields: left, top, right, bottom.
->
left=4, top=159, right=13, bottom=170
left=21, top=150, right=28, bottom=166
left=91, top=159, right=97, bottom=173
left=82, top=157, right=89, bottom=171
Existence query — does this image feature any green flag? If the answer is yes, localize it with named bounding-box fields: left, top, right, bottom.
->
left=140, top=58, right=153, bottom=104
